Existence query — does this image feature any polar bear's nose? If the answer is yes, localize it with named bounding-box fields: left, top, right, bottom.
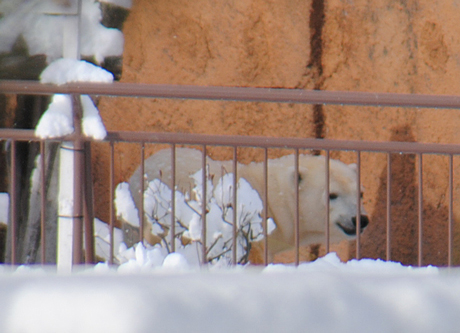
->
left=352, top=215, right=369, bottom=230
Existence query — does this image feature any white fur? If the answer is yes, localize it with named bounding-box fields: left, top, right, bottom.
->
left=128, top=148, right=368, bottom=256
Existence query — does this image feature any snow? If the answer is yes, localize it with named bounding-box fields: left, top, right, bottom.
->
left=80, top=0, right=125, bottom=64
left=0, top=0, right=130, bottom=63
left=35, top=94, right=74, bottom=138
left=0, top=193, right=8, bottom=225
left=94, top=218, right=124, bottom=262
left=99, top=0, right=133, bottom=9
left=80, top=94, right=108, bottom=140
left=162, top=252, right=190, bottom=270
left=115, top=182, right=140, bottom=227
left=0, top=254, right=458, bottom=333
left=118, top=169, right=274, bottom=266
left=40, top=58, right=114, bottom=85
left=36, top=59, right=111, bottom=139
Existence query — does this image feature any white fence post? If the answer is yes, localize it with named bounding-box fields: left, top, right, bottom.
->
left=56, top=0, right=82, bottom=273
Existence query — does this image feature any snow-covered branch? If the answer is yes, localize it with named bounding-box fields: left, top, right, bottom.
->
left=114, top=167, right=276, bottom=268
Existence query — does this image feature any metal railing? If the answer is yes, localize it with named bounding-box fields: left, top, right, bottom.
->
left=1, top=79, right=460, bottom=267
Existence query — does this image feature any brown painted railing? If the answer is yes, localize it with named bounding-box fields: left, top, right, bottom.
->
left=1, top=80, right=460, bottom=267
left=3, top=80, right=460, bottom=109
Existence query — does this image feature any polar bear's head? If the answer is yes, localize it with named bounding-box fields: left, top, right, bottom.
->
left=326, top=161, right=369, bottom=240
left=293, top=155, right=369, bottom=245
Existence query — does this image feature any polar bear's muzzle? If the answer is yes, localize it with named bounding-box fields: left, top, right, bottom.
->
left=336, top=215, right=369, bottom=236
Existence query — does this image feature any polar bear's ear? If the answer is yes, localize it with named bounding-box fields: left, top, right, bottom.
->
left=348, top=163, right=358, bottom=172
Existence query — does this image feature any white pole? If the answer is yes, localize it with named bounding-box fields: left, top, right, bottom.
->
left=56, top=145, right=75, bottom=273
left=56, top=0, right=81, bottom=273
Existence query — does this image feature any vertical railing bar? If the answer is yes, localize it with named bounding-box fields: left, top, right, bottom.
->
left=448, top=154, right=453, bottom=267
left=76, top=0, right=82, bottom=57
left=232, top=146, right=238, bottom=265
left=386, top=153, right=392, bottom=261
left=355, top=151, right=361, bottom=260
left=294, top=148, right=300, bottom=266
left=325, top=150, right=330, bottom=254
left=39, top=140, right=46, bottom=264
left=109, top=141, right=115, bottom=265
left=263, top=148, right=269, bottom=265
left=139, top=142, right=145, bottom=244
left=170, top=143, right=176, bottom=252
left=10, top=140, right=17, bottom=265
left=83, top=141, right=95, bottom=264
left=418, top=153, right=423, bottom=267
left=201, top=145, right=207, bottom=265
left=72, top=95, right=84, bottom=266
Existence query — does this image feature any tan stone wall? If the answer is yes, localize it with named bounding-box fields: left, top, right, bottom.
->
left=95, top=0, right=460, bottom=266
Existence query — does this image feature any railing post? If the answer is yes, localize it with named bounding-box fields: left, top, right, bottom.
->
left=39, top=141, right=46, bottom=264
left=72, top=95, right=84, bottom=265
left=325, top=150, right=330, bottom=254
left=9, top=140, right=17, bottom=265
left=232, top=146, right=238, bottom=265
left=262, top=148, right=268, bottom=265
left=294, top=148, right=300, bottom=266
left=201, top=145, right=207, bottom=265
left=83, top=141, right=95, bottom=264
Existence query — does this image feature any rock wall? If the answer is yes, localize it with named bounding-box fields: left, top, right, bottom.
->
left=95, top=0, right=460, bottom=266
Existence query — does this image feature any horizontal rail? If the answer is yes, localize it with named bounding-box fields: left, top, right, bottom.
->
left=3, top=80, right=460, bottom=109
left=2, top=129, right=460, bottom=155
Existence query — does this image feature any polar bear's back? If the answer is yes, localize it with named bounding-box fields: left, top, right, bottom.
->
left=129, top=148, right=233, bottom=209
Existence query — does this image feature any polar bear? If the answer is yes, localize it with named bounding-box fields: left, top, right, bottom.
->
left=128, top=148, right=369, bottom=257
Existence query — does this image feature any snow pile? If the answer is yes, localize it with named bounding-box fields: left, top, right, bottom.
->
left=1, top=254, right=459, bottom=333
left=116, top=169, right=276, bottom=267
left=116, top=244, right=192, bottom=274
left=36, top=59, right=112, bottom=139
left=94, top=218, right=196, bottom=269
left=0, top=0, right=130, bottom=63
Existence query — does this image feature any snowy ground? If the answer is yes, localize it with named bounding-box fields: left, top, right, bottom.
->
left=1, top=253, right=459, bottom=333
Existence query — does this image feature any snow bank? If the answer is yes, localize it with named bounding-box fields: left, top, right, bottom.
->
left=0, top=254, right=458, bottom=333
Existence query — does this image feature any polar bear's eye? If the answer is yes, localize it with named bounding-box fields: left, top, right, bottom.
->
left=329, top=193, right=338, bottom=200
